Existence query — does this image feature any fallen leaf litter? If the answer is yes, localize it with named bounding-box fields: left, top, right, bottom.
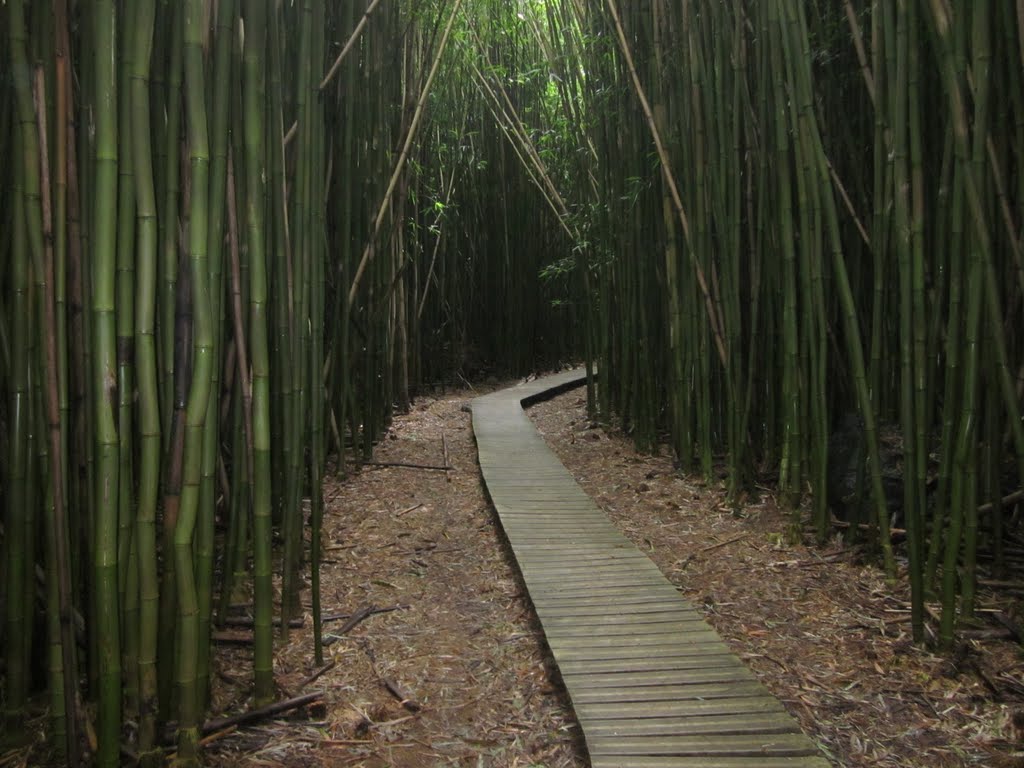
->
left=199, top=382, right=1024, bottom=767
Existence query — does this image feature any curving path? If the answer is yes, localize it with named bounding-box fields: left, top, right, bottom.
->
left=471, top=369, right=830, bottom=768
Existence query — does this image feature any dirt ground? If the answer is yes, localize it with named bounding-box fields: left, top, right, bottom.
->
left=527, top=389, right=1024, bottom=768
left=204, top=379, right=587, bottom=768
left=200, top=380, right=1024, bottom=767
left=11, top=378, right=1022, bottom=766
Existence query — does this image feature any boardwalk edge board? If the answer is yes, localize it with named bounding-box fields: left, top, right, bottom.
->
left=472, top=369, right=830, bottom=767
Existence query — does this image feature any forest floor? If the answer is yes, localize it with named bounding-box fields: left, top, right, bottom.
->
left=198, top=379, right=1024, bottom=768
left=110, top=379, right=1024, bottom=766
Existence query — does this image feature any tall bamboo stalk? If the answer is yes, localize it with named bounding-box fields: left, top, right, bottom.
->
left=173, top=0, right=215, bottom=760
left=129, top=0, right=161, bottom=761
left=242, top=0, right=275, bottom=706
left=90, top=2, right=122, bottom=764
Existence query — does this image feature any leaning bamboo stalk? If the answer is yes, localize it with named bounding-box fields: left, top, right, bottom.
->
left=319, top=0, right=386, bottom=90
left=465, top=53, right=577, bottom=239
left=348, top=0, right=464, bottom=307
left=604, top=0, right=726, bottom=369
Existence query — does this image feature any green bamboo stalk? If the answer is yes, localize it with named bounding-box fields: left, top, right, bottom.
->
left=926, top=147, right=965, bottom=588
left=173, top=0, right=215, bottom=760
left=309, top=0, right=328, bottom=664
left=242, top=0, right=276, bottom=706
left=907, top=0, right=929, bottom=637
left=958, top=0, right=993, bottom=626
left=128, top=0, right=161, bottom=761
left=282, top=0, right=317, bottom=635
left=90, top=1, right=123, bottom=764
left=51, top=12, right=76, bottom=723
left=196, top=0, right=238, bottom=711
left=4, top=6, right=43, bottom=751
left=158, top=0, right=185, bottom=448
left=798, top=3, right=896, bottom=577
left=156, top=0, right=188, bottom=719
left=115, top=0, right=139, bottom=710
left=3, top=110, right=32, bottom=749
left=218, top=155, right=253, bottom=626
left=891, top=0, right=924, bottom=642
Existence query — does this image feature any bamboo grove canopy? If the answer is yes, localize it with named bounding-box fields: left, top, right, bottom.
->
left=1, top=0, right=1022, bottom=765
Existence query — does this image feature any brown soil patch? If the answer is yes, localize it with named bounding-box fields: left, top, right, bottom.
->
left=205, top=382, right=587, bottom=768
left=528, top=389, right=1024, bottom=768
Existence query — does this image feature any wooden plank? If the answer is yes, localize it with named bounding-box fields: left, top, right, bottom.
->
left=528, top=584, right=684, bottom=599
left=580, top=712, right=803, bottom=737
left=556, top=655, right=749, bottom=675
left=524, top=576, right=672, bottom=592
left=560, top=668, right=757, bottom=689
left=532, top=606, right=692, bottom=622
left=535, top=612, right=708, bottom=627
left=514, top=549, right=647, bottom=560
left=546, top=632, right=722, bottom=650
left=518, top=564, right=670, bottom=581
left=569, top=681, right=767, bottom=703
left=554, top=645, right=736, bottom=663
left=587, top=732, right=821, bottom=756
left=534, top=619, right=712, bottom=636
left=574, top=697, right=788, bottom=720
left=519, top=559, right=660, bottom=572
left=528, top=588, right=686, bottom=603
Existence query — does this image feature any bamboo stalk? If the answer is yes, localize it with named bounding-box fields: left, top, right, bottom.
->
left=90, top=1, right=123, bottom=763
left=33, top=62, right=81, bottom=767
left=242, top=0, right=275, bottom=707
left=174, top=0, right=215, bottom=760
left=128, top=0, right=161, bottom=762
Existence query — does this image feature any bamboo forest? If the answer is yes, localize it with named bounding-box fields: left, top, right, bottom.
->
left=2, top=0, right=1024, bottom=766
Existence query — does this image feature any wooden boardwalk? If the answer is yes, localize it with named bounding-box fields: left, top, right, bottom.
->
left=472, top=370, right=830, bottom=768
